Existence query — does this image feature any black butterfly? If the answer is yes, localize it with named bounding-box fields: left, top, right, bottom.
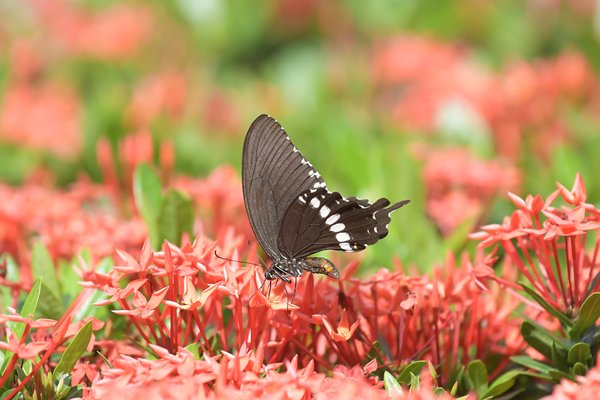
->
left=242, top=114, right=409, bottom=283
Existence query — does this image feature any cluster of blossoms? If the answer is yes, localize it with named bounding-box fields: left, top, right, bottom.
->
left=473, top=173, right=600, bottom=315
left=70, top=225, right=521, bottom=396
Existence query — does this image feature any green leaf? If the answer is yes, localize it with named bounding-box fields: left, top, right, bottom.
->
left=157, top=189, right=194, bottom=246
left=409, top=372, right=420, bottom=391
left=54, top=321, right=93, bottom=376
left=572, top=362, right=588, bottom=376
left=549, top=369, right=571, bottom=381
left=31, top=241, right=64, bottom=319
left=510, top=355, right=554, bottom=375
left=134, top=164, right=163, bottom=248
left=397, top=360, right=427, bottom=385
left=569, top=293, right=600, bottom=339
left=1, top=279, right=42, bottom=374
left=568, top=342, right=592, bottom=365
left=521, top=282, right=573, bottom=328
left=383, top=371, right=402, bottom=396
left=185, top=343, right=200, bottom=359
left=584, top=271, right=600, bottom=299
left=74, top=257, right=113, bottom=321
left=521, top=320, right=567, bottom=360
left=483, top=370, right=522, bottom=398
left=466, top=359, right=488, bottom=395
left=551, top=341, right=569, bottom=372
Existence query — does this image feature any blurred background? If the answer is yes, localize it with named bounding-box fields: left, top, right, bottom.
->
left=1, top=0, right=600, bottom=271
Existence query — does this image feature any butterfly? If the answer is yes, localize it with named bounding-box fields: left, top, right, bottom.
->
left=242, top=114, right=409, bottom=283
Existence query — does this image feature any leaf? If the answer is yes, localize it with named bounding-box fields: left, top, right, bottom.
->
left=551, top=341, right=569, bottom=372
left=157, top=189, right=194, bottom=246
left=466, top=359, right=488, bottom=395
left=548, top=369, right=571, bottom=382
left=397, top=360, right=427, bottom=385
left=482, top=370, right=521, bottom=398
left=383, top=371, right=402, bottom=396
left=569, top=293, right=600, bottom=339
left=572, top=362, right=588, bottom=376
left=1, top=279, right=42, bottom=374
left=520, top=282, right=573, bottom=328
left=54, top=321, right=93, bottom=376
left=510, top=355, right=555, bottom=375
left=409, top=372, right=420, bottom=391
left=584, top=270, right=600, bottom=299
left=75, top=257, right=113, bottom=320
left=521, top=320, right=566, bottom=360
left=31, top=241, right=64, bottom=319
left=134, top=164, right=163, bottom=248
left=567, top=342, right=592, bottom=365
left=185, top=343, right=200, bottom=360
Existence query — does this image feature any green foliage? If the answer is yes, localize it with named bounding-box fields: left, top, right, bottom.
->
left=512, top=290, right=600, bottom=386
left=134, top=164, right=163, bottom=248
left=1, top=279, right=42, bottom=375
left=134, top=164, right=195, bottom=247
left=31, top=242, right=65, bottom=320
left=55, top=321, right=93, bottom=376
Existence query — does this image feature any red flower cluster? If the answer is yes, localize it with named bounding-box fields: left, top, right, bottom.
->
left=30, top=0, right=152, bottom=60
left=372, top=36, right=595, bottom=161
left=417, top=146, right=520, bottom=235
left=75, top=225, right=521, bottom=396
left=473, top=173, right=600, bottom=315
left=0, top=180, right=146, bottom=288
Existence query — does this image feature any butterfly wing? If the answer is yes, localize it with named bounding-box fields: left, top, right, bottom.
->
left=278, top=187, right=409, bottom=259
left=242, top=114, right=327, bottom=259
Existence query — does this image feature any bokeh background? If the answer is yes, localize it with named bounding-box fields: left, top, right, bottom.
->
left=1, top=0, right=600, bottom=272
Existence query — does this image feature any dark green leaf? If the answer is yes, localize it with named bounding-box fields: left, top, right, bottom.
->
left=383, top=371, right=402, bottom=396
left=551, top=341, right=569, bottom=371
left=134, top=164, right=163, bottom=248
left=466, top=359, right=488, bottom=395
left=570, top=293, right=600, bottom=339
left=568, top=342, right=592, bottom=365
left=521, top=320, right=567, bottom=360
left=510, top=355, right=554, bottom=374
left=397, top=360, right=427, bottom=384
left=157, top=189, right=194, bottom=246
left=54, top=321, right=93, bottom=376
left=520, top=282, right=573, bottom=328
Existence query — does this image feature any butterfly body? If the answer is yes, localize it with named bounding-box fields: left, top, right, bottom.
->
left=242, top=114, right=409, bottom=282
left=265, top=257, right=339, bottom=282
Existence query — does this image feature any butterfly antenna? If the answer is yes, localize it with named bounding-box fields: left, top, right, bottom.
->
left=214, top=251, right=262, bottom=267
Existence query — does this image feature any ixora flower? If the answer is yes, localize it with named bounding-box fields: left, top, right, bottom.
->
left=473, top=173, right=600, bottom=314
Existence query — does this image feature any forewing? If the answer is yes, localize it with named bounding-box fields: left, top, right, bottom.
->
left=242, top=114, right=326, bottom=259
left=278, top=188, right=409, bottom=259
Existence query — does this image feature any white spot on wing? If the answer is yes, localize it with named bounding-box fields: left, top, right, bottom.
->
left=299, top=196, right=307, bottom=204
left=310, top=197, right=320, bottom=208
left=326, top=214, right=340, bottom=225
left=330, top=223, right=345, bottom=232
left=320, top=205, right=331, bottom=218
left=340, top=242, right=352, bottom=251
left=336, top=232, right=350, bottom=242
